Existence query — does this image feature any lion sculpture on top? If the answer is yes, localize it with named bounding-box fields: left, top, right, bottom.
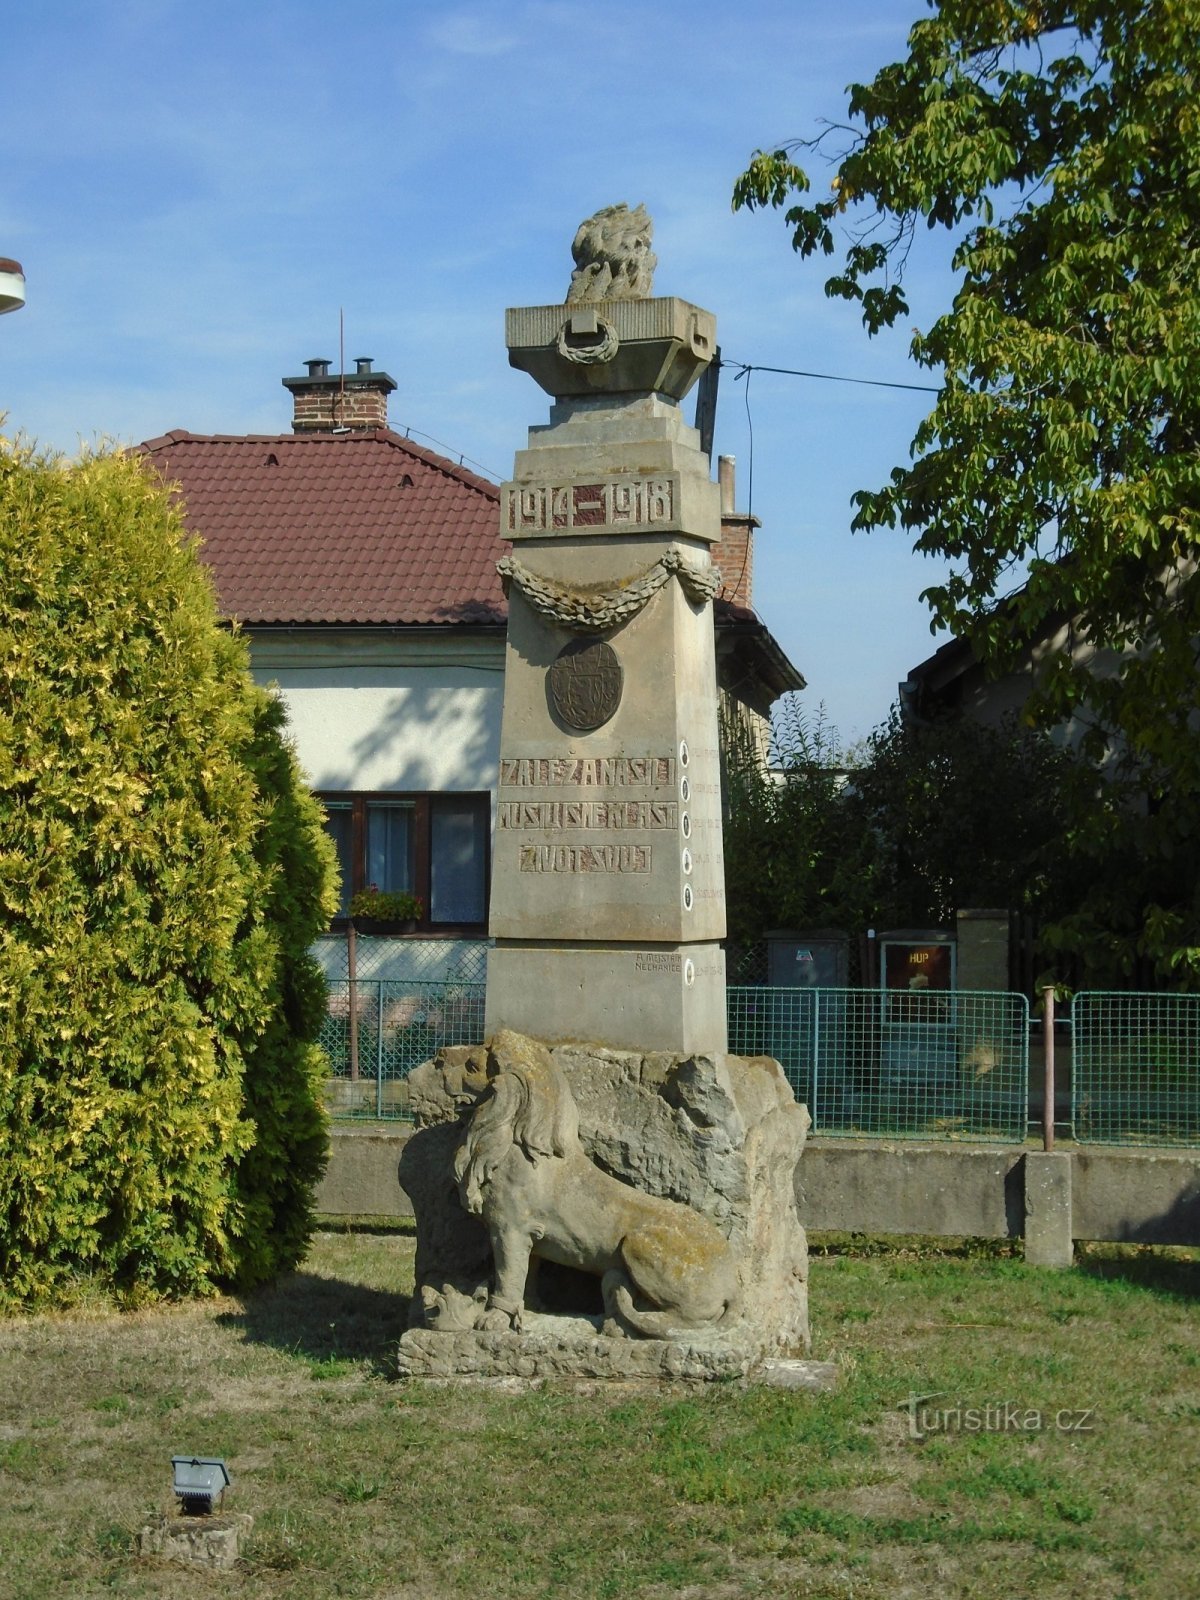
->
left=436, top=1030, right=739, bottom=1339
left=566, top=202, right=657, bottom=304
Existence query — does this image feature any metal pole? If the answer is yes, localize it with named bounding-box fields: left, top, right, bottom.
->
left=376, top=981, right=385, bottom=1120
left=1042, top=984, right=1056, bottom=1151
left=347, top=921, right=359, bottom=1082
left=811, top=989, right=821, bottom=1132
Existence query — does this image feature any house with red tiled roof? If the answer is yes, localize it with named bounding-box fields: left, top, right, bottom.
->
left=140, top=359, right=802, bottom=977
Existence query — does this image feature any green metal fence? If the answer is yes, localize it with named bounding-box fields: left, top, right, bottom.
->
left=727, top=987, right=1030, bottom=1141
left=1071, top=991, right=1200, bottom=1146
left=321, top=981, right=1029, bottom=1134
left=320, top=979, right=486, bottom=1120
left=318, top=981, right=1199, bottom=1148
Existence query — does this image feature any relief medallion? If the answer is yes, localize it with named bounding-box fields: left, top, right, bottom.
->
left=547, top=638, right=623, bottom=731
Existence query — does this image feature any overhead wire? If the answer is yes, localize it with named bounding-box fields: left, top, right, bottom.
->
left=723, top=358, right=941, bottom=395
left=390, top=358, right=939, bottom=495
left=719, top=356, right=942, bottom=601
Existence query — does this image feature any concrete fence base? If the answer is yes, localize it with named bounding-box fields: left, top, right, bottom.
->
left=318, top=1126, right=1200, bottom=1259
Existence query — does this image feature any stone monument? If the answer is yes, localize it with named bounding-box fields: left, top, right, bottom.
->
left=396, top=206, right=816, bottom=1383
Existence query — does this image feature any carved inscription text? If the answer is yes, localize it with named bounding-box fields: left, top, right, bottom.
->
left=500, top=755, right=675, bottom=789
left=635, top=952, right=682, bottom=973
left=520, top=844, right=651, bottom=874
left=506, top=475, right=676, bottom=534
left=499, top=801, right=678, bottom=830
left=501, top=752, right=676, bottom=877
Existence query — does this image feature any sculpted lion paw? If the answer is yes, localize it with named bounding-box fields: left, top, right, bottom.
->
left=476, top=1304, right=521, bottom=1334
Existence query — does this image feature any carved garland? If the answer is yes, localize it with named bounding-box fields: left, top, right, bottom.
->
left=496, top=548, right=722, bottom=632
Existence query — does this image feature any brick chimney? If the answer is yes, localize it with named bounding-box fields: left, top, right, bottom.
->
left=712, top=455, right=758, bottom=609
left=282, top=356, right=397, bottom=433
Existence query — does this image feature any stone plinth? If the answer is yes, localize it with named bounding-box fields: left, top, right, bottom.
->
left=506, top=298, right=716, bottom=400
left=398, top=1314, right=754, bottom=1382
left=485, top=943, right=726, bottom=1056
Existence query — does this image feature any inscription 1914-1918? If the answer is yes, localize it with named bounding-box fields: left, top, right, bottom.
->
left=506, top=476, right=676, bottom=534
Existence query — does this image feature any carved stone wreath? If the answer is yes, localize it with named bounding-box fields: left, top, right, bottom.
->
left=496, top=548, right=721, bottom=633
left=556, top=315, right=620, bottom=366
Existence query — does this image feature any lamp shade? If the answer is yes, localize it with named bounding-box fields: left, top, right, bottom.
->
left=0, top=259, right=26, bottom=315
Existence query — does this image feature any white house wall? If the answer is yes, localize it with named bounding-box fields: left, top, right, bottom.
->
left=248, top=631, right=505, bottom=793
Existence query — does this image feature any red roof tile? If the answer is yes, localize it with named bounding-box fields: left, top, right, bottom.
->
left=138, top=429, right=506, bottom=627
left=136, top=426, right=804, bottom=692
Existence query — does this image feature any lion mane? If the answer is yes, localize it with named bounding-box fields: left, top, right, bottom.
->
left=450, top=1030, right=739, bottom=1339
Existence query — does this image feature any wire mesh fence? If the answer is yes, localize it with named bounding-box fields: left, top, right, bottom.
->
left=320, top=979, right=486, bottom=1120
left=316, top=979, right=1198, bottom=1147
left=315, top=935, right=489, bottom=984
left=1071, top=991, right=1200, bottom=1146
left=725, top=941, right=769, bottom=985
left=727, top=987, right=1030, bottom=1141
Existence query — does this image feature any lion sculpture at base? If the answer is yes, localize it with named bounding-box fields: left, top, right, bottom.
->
left=449, top=1030, right=740, bottom=1339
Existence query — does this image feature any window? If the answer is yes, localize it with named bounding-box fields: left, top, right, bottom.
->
left=319, top=791, right=490, bottom=932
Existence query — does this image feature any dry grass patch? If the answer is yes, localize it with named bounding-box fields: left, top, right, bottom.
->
left=0, top=1228, right=1196, bottom=1598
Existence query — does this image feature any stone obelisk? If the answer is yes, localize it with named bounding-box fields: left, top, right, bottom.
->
left=484, top=205, right=727, bottom=1055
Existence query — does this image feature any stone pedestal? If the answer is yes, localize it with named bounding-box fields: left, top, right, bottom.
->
left=486, top=943, right=726, bottom=1057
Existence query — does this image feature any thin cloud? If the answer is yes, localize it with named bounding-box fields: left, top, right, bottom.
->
left=425, top=11, right=519, bottom=56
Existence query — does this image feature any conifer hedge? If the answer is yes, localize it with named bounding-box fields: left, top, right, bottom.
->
left=0, top=438, right=337, bottom=1307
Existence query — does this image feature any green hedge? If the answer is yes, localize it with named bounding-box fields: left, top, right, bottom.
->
left=0, top=439, right=337, bottom=1307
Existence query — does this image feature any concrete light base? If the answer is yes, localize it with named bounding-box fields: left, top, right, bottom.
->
left=1024, top=1151, right=1074, bottom=1267
left=138, top=1513, right=253, bottom=1571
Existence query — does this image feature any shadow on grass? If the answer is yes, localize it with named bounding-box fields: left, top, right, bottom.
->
left=809, top=1232, right=1022, bottom=1260
left=313, top=1215, right=416, bottom=1237
left=217, top=1272, right=411, bottom=1377
left=1074, top=1243, right=1200, bottom=1301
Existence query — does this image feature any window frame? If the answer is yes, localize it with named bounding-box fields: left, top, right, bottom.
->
left=318, top=789, right=491, bottom=936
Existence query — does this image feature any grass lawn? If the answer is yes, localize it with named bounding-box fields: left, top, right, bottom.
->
left=0, top=1227, right=1196, bottom=1599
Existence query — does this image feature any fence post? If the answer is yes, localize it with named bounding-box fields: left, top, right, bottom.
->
left=811, top=988, right=821, bottom=1132
left=347, top=922, right=359, bottom=1082
left=376, top=981, right=385, bottom=1120
left=1042, top=984, right=1056, bottom=1152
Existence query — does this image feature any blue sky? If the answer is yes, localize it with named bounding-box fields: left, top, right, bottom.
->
left=1, top=0, right=959, bottom=744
